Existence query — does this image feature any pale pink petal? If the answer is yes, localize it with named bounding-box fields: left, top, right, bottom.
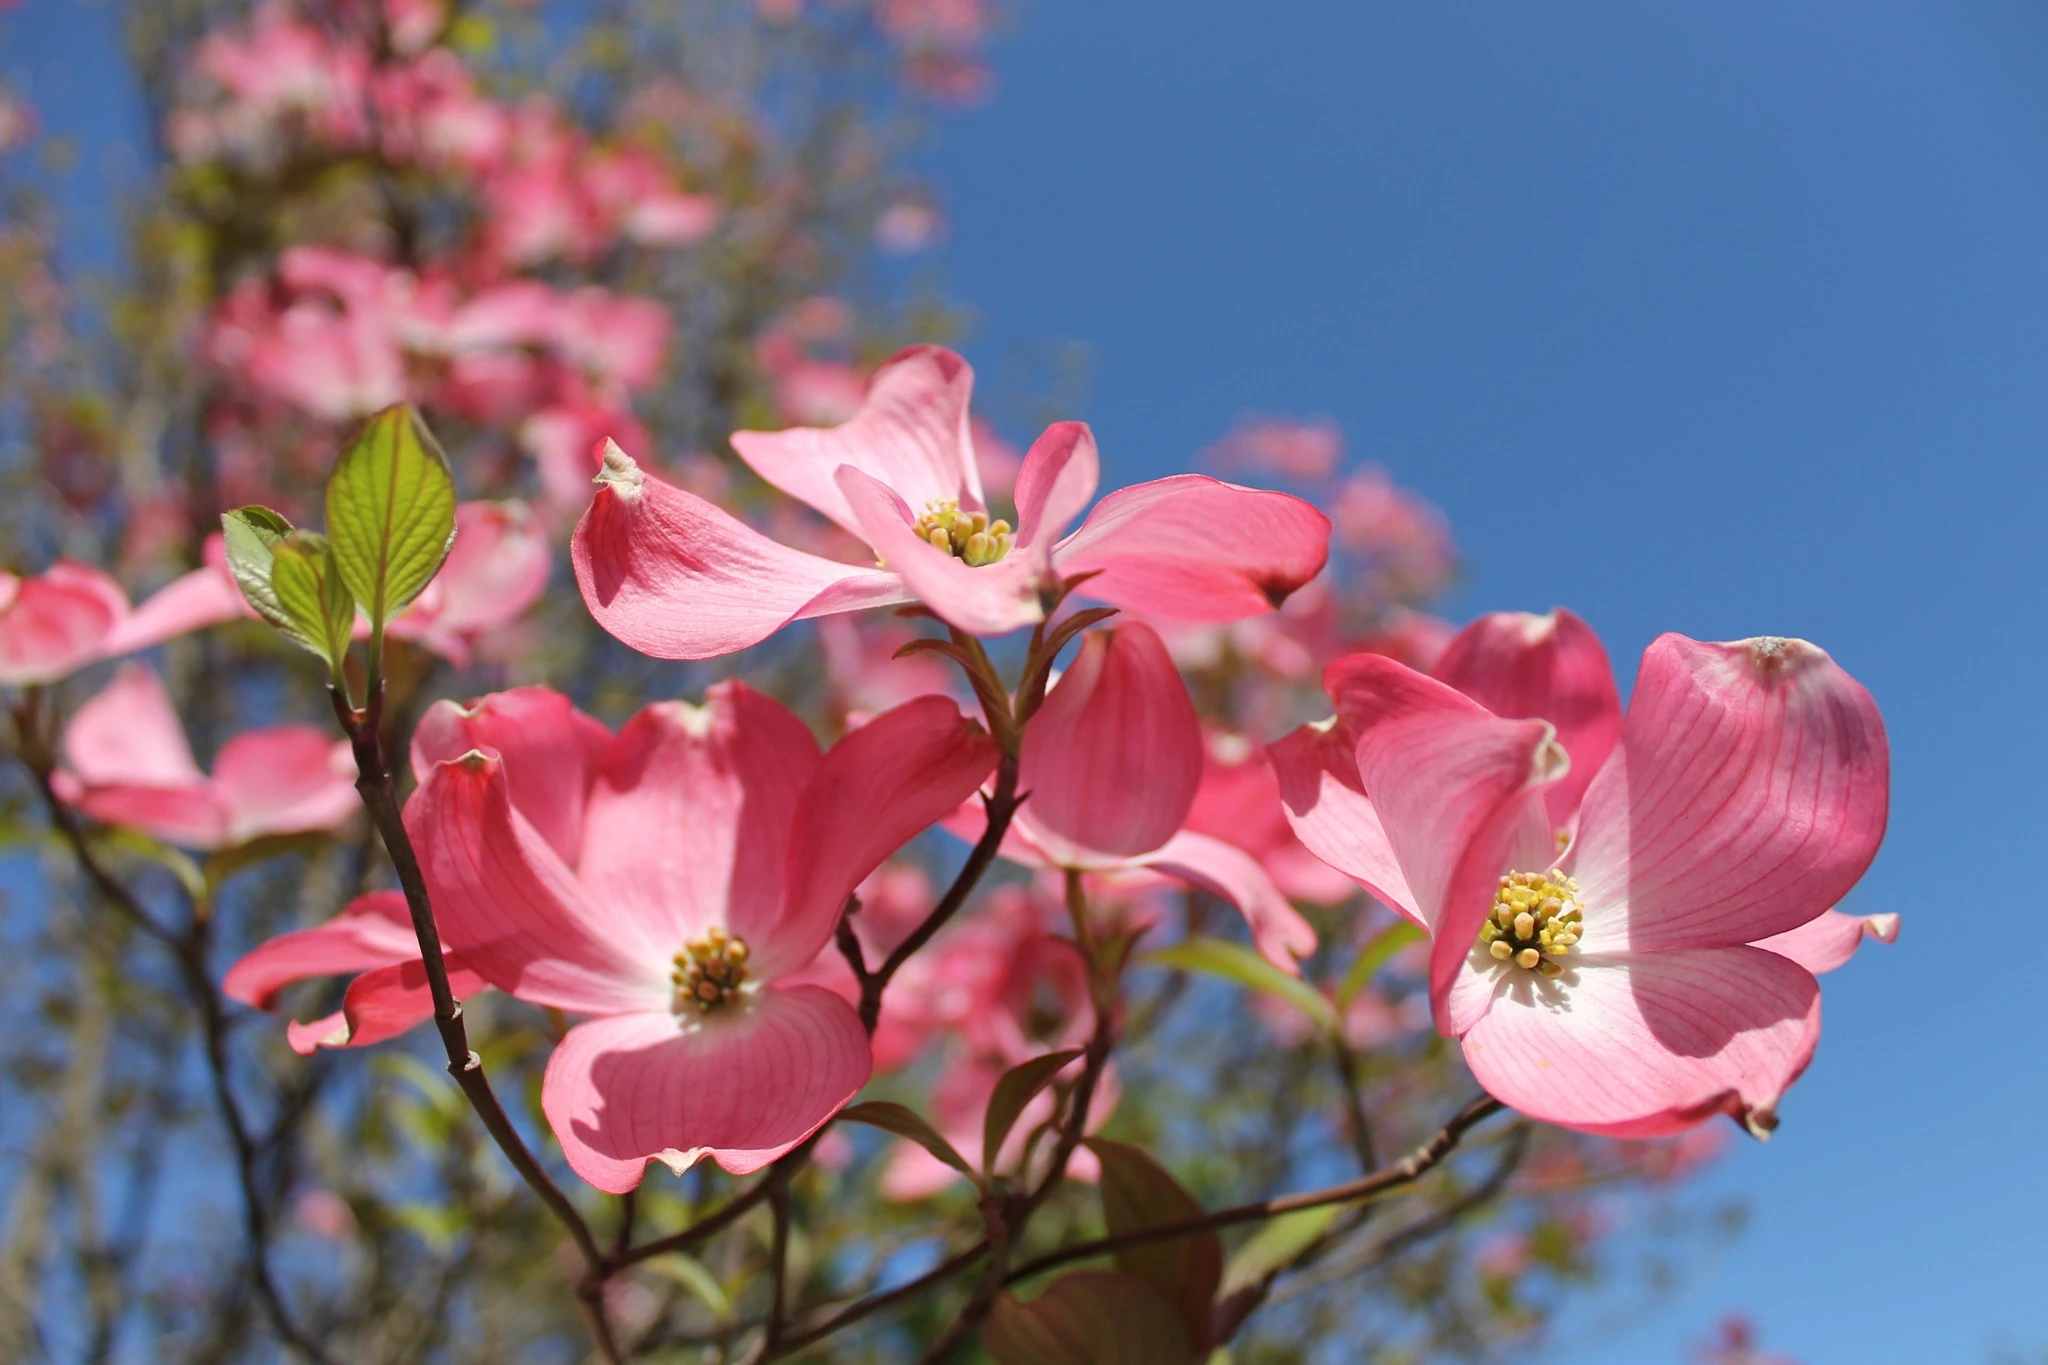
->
left=0, top=561, right=127, bottom=684
left=100, top=564, right=247, bottom=657
left=1267, top=721, right=1422, bottom=924
left=405, top=751, right=657, bottom=1012
left=286, top=959, right=494, bottom=1054
left=410, top=687, right=611, bottom=866
left=63, top=665, right=204, bottom=787
left=572, top=445, right=911, bottom=660
left=388, top=500, right=550, bottom=660
left=1051, top=475, right=1330, bottom=621
left=69, top=783, right=230, bottom=849
left=1432, top=609, right=1621, bottom=832
left=579, top=682, right=821, bottom=958
left=213, top=727, right=357, bottom=843
left=222, top=890, right=416, bottom=1007
left=838, top=466, right=1047, bottom=637
left=752, top=696, right=1000, bottom=978
left=1751, top=909, right=1900, bottom=976
left=1458, top=947, right=1820, bottom=1138
left=730, top=345, right=982, bottom=536
left=540, top=986, right=870, bottom=1193
left=1015, top=623, right=1201, bottom=863
left=1570, top=635, right=1890, bottom=953
left=1133, top=830, right=1318, bottom=969
left=1009, top=421, right=1099, bottom=552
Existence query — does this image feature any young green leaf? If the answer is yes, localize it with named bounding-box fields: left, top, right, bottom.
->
left=1335, top=920, right=1424, bottom=1009
left=1143, top=937, right=1338, bottom=1034
left=1086, top=1138, right=1222, bottom=1350
left=839, top=1101, right=981, bottom=1189
left=270, top=531, right=356, bottom=672
left=220, top=505, right=297, bottom=636
left=983, top=1047, right=1083, bottom=1174
left=1217, top=1205, right=1337, bottom=1300
left=325, top=404, right=457, bottom=629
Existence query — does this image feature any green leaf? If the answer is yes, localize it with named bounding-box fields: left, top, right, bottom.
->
left=644, top=1254, right=731, bottom=1324
left=1218, top=1206, right=1337, bottom=1299
left=269, top=531, right=356, bottom=671
left=1086, top=1138, right=1222, bottom=1350
left=983, top=1048, right=1082, bottom=1174
left=1335, top=920, right=1425, bottom=1008
left=325, top=404, right=457, bottom=630
left=839, top=1102, right=981, bottom=1189
left=983, top=1271, right=1195, bottom=1365
left=220, top=505, right=298, bottom=639
left=1144, top=937, right=1337, bottom=1034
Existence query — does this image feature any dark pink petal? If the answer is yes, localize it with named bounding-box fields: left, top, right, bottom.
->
left=100, top=564, right=246, bottom=658
left=572, top=443, right=910, bottom=660
left=730, top=345, right=982, bottom=536
left=579, top=682, right=821, bottom=956
left=222, top=891, right=416, bottom=1008
left=1132, top=830, right=1318, bottom=969
left=1324, top=654, right=1565, bottom=1030
left=1016, top=623, right=1202, bottom=863
left=1267, top=721, right=1422, bottom=924
left=838, top=467, right=1047, bottom=637
left=755, top=696, right=1001, bottom=978
left=1570, top=635, right=1890, bottom=953
left=0, top=561, right=127, bottom=684
left=1432, top=609, right=1621, bottom=833
left=1458, top=947, right=1821, bottom=1139
left=405, top=751, right=657, bottom=1013
left=212, top=726, right=357, bottom=844
left=1751, top=909, right=1899, bottom=975
left=286, top=959, right=494, bottom=1055
left=410, top=687, right=611, bottom=866
left=1052, top=475, right=1331, bottom=621
left=64, top=665, right=205, bottom=787
left=540, top=986, right=871, bottom=1193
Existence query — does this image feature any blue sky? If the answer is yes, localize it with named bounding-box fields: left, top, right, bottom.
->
left=920, top=2, right=2047, bottom=1360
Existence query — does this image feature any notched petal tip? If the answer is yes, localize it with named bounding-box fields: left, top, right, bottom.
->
left=1741, top=1107, right=1779, bottom=1142
left=593, top=438, right=645, bottom=501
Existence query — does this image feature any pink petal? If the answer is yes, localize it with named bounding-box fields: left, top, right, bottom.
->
left=1458, top=947, right=1821, bottom=1138
left=578, top=682, right=821, bottom=957
left=1051, top=475, right=1331, bottom=622
left=1432, top=609, right=1622, bottom=833
left=838, top=466, right=1048, bottom=637
left=388, top=500, right=550, bottom=660
left=1267, top=720, right=1422, bottom=924
left=1133, top=830, right=1318, bottom=969
left=1009, top=420, right=1099, bottom=551
left=410, top=687, right=611, bottom=866
left=100, top=564, right=247, bottom=658
left=540, top=986, right=870, bottom=1193
left=1015, top=623, right=1202, bottom=863
left=0, top=561, right=127, bottom=684
left=222, top=890, right=417, bottom=1007
left=287, top=958, right=494, bottom=1054
left=1324, top=654, right=1566, bottom=1029
left=1570, top=635, right=1890, bottom=953
left=69, top=783, right=231, bottom=849
left=64, top=665, right=205, bottom=787
left=405, top=750, right=658, bottom=1013
left=755, top=696, right=1001, bottom=978
left=1184, top=734, right=1360, bottom=905
left=572, top=443, right=911, bottom=660
left=1751, top=908, right=1900, bottom=976
left=212, top=727, right=358, bottom=844
left=730, top=345, right=983, bottom=536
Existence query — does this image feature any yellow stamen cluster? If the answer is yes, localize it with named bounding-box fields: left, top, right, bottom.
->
left=1477, top=869, right=1583, bottom=978
left=671, top=926, right=751, bottom=1014
left=912, top=498, right=1012, bottom=567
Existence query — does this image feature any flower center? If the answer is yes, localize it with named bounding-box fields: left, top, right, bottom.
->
left=913, top=498, right=1012, bottom=567
left=1476, top=869, right=1582, bottom=978
left=671, top=926, right=751, bottom=1014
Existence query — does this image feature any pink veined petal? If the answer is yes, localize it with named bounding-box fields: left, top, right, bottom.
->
left=1133, top=830, right=1319, bottom=970
left=222, top=890, right=417, bottom=1007
left=212, top=727, right=357, bottom=844
left=838, top=466, right=1048, bottom=637
left=1457, top=946, right=1821, bottom=1139
left=410, top=687, right=611, bottom=866
left=0, top=561, right=127, bottom=684
left=405, top=751, right=658, bottom=1013
left=1570, top=635, right=1890, bottom=953
left=1750, top=908, right=1900, bottom=976
left=540, top=985, right=871, bottom=1193
left=730, top=344, right=983, bottom=536
left=1051, top=475, right=1331, bottom=622
left=1016, top=623, right=1203, bottom=863
left=64, top=665, right=205, bottom=787
left=100, top=564, right=247, bottom=658
left=1432, top=609, right=1622, bottom=833
left=1009, top=421, right=1100, bottom=554
left=573, top=444, right=912, bottom=660
left=752, top=696, right=1001, bottom=979
left=286, top=959, right=494, bottom=1054
left=1324, top=654, right=1566, bottom=1031
left=578, top=682, right=822, bottom=960
left=1184, top=734, right=1360, bottom=905
left=1267, top=721, right=1423, bottom=925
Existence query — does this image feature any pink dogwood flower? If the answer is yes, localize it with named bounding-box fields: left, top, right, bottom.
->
left=55, top=665, right=357, bottom=851
left=573, top=345, right=1331, bottom=657
left=1272, top=618, right=1888, bottom=1137
left=405, top=681, right=999, bottom=1192
left=223, top=890, right=492, bottom=1053
left=0, top=562, right=130, bottom=685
